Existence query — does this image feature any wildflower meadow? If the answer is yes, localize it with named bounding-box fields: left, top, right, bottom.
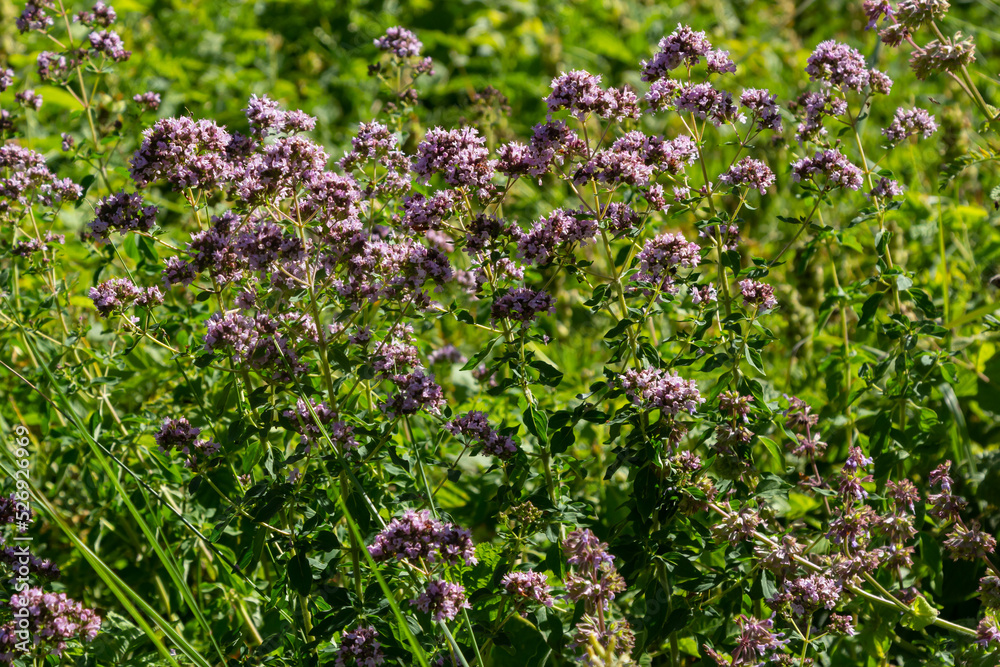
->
left=2, top=0, right=1000, bottom=664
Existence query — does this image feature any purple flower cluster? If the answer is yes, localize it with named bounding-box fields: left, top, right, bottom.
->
left=564, top=529, right=626, bottom=610
left=374, top=27, right=423, bottom=58
left=87, top=191, right=157, bottom=240
left=245, top=94, right=317, bottom=138
left=910, top=33, right=976, bottom=80
left=704, top=615, right=787, bottom=666
left=805, top=40, right=891, bottom=93
left=895, top=0, right=951, bottom=29
left=0, top=145, right=82, bottom=213
left=368, top=509, right=476, bottom=565
left=89, top=278, right=163, bottom=317
left=793, top=91, right=847, bottom=142
left=1, top=588, right=101, bottom=657
left=620, top=367, right=704, bottom=415
left=15, top=89, right=43, bottom=111
left=641, top=25, right=723, bottom=80
left=502, top=571, right=554, bottom=607
left=675, top=83, right=743, bottom=126
left=88, top=30, right=130, bottom=61
left=883, top=107, right=938, bottom=144
left=719, top=158, right=775, bottom=194
left=739, top=88, right=782, bottom=132
left=282, top=398, right=355, bottom=450
left=16, top=3, right=54, bottom=33
left=491, top=288, right=555, bottom=325
left=154, top=417, right=220, bottom=470
left=410, top=579, right=470, bottom=621
left=545, top=71, right=640, bottom=121
left=133, top=91, right=161, bottom=111
left=36, top=51, right=72, bottom=82
left=0, top=545, right=60, bottom=581
left=381, top=371, right=445, bottom=417
left=76, top=2, right=117, bottom=27
left=738, top=279, right=778, bottom=312
left=204, top=311, right=307, bottom=379
left=712, top=507, right=761, bottom=545
left=445, top=411, right=518, bottom=460
left=413, top=127, right=495, bottom=195
left=0, top=495, right=29, bottom=528
left=131, top=116, right=233, bottom=190
left=791, top=149, right=864, bottom=191
left=517, top=208, right=597, bottom=265
left=634, top=232, right=702, bottom=293
left=335, top=625, right=384, bottom=667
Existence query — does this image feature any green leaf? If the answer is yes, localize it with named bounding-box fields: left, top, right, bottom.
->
left=288, top=551, right=313, bottom=596
left=901, top=595, right=939, bottom=631
left=858, top=292, right=884, bottom=328
left=460, top=335, right=501, bottom=371
left=523, top=405, right=549, bottom=445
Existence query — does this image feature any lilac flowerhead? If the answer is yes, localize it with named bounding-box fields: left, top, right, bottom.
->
left=944, top=522, right=997, bottom=561
left=791, top=149, right=863, bottom=191
left=739, top=88, right=782, bottom=132
left=645, top=78, right=684, bottom=112
left=725, top=615, right=787, bottom=666
left=131, top=116, right=233, bottom=190
left=133, top=91, right=161, bottom=111
left=374, top=27, right=422, bottom=58
left=620, top=367, right=704, bottom=415
left=399, top=191, right=455, bottom=233
left=883, top=107, right=938, bottom=144
left=37, top=51, right=71, bottom=82
left=517, top=208, right=597, bottom=265
left=719, top=158, right=775, bottom=194
left=491, top=288, right=555, bottom=325
left=382, top=371, right=445, bottom=417
left=805, top=40, right=871, bottom=92
left=780, top=575, right=842, bottom=615
left=283, top=398, right=356, bottom=450
left=545, top=70, right=603, bottom=119
left=89, top=278, right=162, bottom=316
left=910, top=34, right=976, bottom=80
left=641, top=25, right=713, bottom=81
left=88, top=191, right=157, bottom=240
left=979, top=576, right=1000, bottom=609
left=676, top=83, right=744, bottom=126
left=864, top=1, right=894, bottom=29
left=16, top=89, right=43, bottom=111
left=368, top=509, right=476, bottom=565
left=5, top=588, right=101, bottom=656
left=706, top=50, right=736, bottom=74
left=76, top=2, right=117, bottom=27
left=738, top=279, right=778, bottom=312
left=929, top=461, right=954, bottom=492
left=17, top=3, right=54, bottom=33
left=635, top=232, right=701, bottom=293
left=245, top=94, right=316, bottom=138
left=886, top=480, right=921, bottom=512
left=413, top=127, right=495, bottom=195
left=502, top=571, right=554, bottom=607
left=88, top=30, right=131, bottom=61
left=0, top=68, right=13, bottom=93
left=335, top=625, right=384, bottom=667
left=565, top=529, right=615, bottom=571
left=868, top=177, right=904, bottom=201
left=976, top=618, right=1000, bottom=650
left=712, top=507, right=761, bottom=546
left=410, top=580, right=470, bottom=621
left=446, top=412, right=518, bottom=460
left=896, top=0, right=951, bottom=29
